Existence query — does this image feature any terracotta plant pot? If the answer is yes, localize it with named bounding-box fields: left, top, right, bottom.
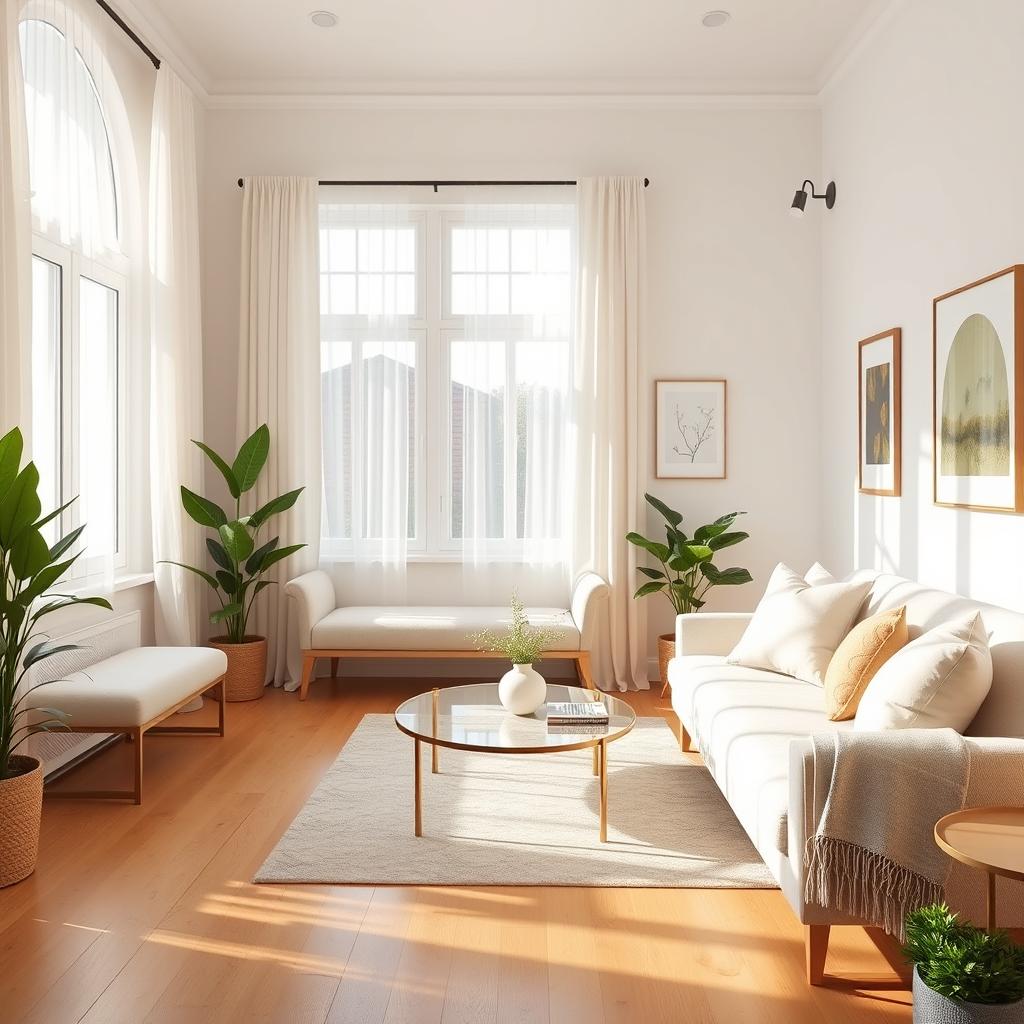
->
left=0, top=755, right=44, bottom=888
left=210, top=635, right=268, bottom=702
left=658, top=633, right=676, bottom=697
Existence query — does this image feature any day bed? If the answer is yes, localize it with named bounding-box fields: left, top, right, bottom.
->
left=666, top=570, right=1024, bottom=984
left=30, top=647, right=228, bottom=804
left=285, top=570, right=610, bottom=699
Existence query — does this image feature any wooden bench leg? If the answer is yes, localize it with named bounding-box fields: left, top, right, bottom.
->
left=132, top=728, right=143, bottom=805
left=330, top=657, right=339, bottom=678
left=299, top=653, right=316, bottom=701
left=805, top=925, right=830, bottom=985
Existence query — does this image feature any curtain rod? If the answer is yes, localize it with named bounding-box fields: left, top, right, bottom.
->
left=95, top=0, right=161, bottom=70
left=236, top=177, right=651, bottom=191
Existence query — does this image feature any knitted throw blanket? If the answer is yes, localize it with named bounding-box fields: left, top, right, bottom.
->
left=804, top=729, right=969, bottom=939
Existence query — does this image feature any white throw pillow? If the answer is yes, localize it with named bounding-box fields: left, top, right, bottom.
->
left=805, top=562, right=835, bottom=586
left=727, top=563, right=871, bottom=686
left=854, top=613, right=992, bottom=732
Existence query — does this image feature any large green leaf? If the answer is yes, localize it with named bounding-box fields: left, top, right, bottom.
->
left=18, top=555, right=80, bottom=606
left=247, top=488, right=303, bottom=530
left=218, top=521, right=254, bottom=564
left=210, top=602, right=243, bottom=624
left=216, top=570, right=240, bottom=595
left=636, top=566, right=665, bottom=580
left=31, top=595, right=112, bottom=619
left=206, top=538, right=233, bottom=572
left=180, top=487, right=227, bottom=528
left=0, top=427, right=24, bottom=495
left=49, top=523, right=86, bottom=562
left=245, top=536, right=279, bottom=575
left=625, top=532, right=670, bottom=563
left=159, top=560, right=220, bottom=590
left=256, top=543, right=305, bottom=572
left=633, top=581, right=666, bottom=599
left=708, top=531, right=749, bottom=551
left=33, top=497, right=76, bottom=532
left=10, top=527, right=52, bottom=580
left=232, top=424, right=270, bottom=493
left=193, top=441, right=241, bottom=499
left=668, top=544, right=714, bottom=570
left=644, top=493, right=683, bottom=528
left=0, top=462, right=42, bottom=546
left=24, top=639, right=81, bottom=669
left=700, top=563, right=752, bottom=586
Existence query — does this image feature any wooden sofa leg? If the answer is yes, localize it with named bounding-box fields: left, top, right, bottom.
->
left=805, top=925, right=830, bottom=985
left=679, top=722, right=693, bottom=752
left=576, top=651, right=595, bottom=691
left=330, top=657, right=339, bottom=678
left=132, top=728, right=144, bottom=805
left=299, top=654, right=316, bottom=701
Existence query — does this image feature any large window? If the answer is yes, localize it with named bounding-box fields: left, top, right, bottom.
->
left=319, top=201, right=575, bottom=560
left=20, top=17, right=128, bottom=571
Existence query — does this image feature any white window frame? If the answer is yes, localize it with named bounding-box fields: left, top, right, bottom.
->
left=319, top=203, right=575, bottom=562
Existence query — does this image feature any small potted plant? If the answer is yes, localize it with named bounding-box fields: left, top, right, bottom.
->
left=166, top=424, right=305, bottom=701
left=0, top=427, right=112, bottom=887
left=905, top=903, right=1024, bottom=1023
left=470, top=594, right=559, bottom=715
left=627, top=494, right=753, bottom=692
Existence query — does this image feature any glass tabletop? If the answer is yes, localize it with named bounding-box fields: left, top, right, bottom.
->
left=394, top=683, right=636, bottom=753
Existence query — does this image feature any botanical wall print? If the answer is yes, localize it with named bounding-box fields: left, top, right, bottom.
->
left=934, top=265, right=1024, bottom=512
left=655, top=379, right=726, bottom=479
left=859, top=328, right=901, bottom=496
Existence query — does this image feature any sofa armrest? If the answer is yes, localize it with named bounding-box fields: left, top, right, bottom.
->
left=674, top=612, right=751, bottom=656
left=963, top=736, right=1024, bottom=804
left=570, top=572, right=610, bottom=651
left=284, top=570, right=336, bottom=650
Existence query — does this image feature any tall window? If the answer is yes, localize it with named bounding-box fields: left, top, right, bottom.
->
left=319, top=201, right=575, bottom=561
left=20, top=16, right=127, bottom=570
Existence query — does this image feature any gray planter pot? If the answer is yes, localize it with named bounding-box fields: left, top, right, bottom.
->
left=914, top=968, right=1024, bottom=1023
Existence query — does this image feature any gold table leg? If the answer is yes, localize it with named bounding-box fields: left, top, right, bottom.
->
left=414, top=737, right=422, bottom=837
left=432, top=688, right=439, bottom=774
left=987, top=872, right=997, bottom=930
left=599, top=739, right=608, bottom=843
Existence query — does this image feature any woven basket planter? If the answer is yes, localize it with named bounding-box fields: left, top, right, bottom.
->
left=658, top=633, right=676, bottom=696
left=0, top=755, right=43, bottom=888
left=210, top=636, right=268, bottom=702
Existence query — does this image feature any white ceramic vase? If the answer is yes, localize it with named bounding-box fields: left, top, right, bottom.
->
left=498, top=663, right=546, bottom=715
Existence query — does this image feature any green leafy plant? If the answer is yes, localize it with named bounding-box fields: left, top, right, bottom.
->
left=470, top=594, right=558, bottom=665
left=627, top=494, right=753, bottom=614
left=0, top=427, right=112, bottom=780
left=165, top=424, right=305, bottom=645
left=904, top=903, right=1024, bottom=1005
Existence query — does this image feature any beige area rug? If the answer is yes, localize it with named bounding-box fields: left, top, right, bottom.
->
left=255, top=715, right=776, bottom=888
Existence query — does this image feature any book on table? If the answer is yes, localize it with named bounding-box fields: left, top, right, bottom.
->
left=546, top=701, right=610, bottom=725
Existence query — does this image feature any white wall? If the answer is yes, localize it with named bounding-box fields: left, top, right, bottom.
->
left=201, top=103, right=823, bottom=661
left=820, top=0, right=1024, bottom=608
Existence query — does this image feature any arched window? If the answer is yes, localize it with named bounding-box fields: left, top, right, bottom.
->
left=20, top=10, right=129, bottom=573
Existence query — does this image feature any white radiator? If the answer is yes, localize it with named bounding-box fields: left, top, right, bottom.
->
left=24, top=611, right=142, bottom=776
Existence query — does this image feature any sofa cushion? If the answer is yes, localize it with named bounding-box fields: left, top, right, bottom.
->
left=28, top=647, right=228, bottom=728
left=726, top=564, right=872, bottom=686
left=669, top=654, right=852, bottom=861
left=824, top=605, right=908, bottom=720
left=311, top=605, right=581, bottom=651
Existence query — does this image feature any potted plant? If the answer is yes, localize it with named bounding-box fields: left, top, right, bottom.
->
left=627, top=494, right=753, bottom=693
left=905, top=904, right=1024, bottom=1023
left=166, top=424, right=304, bottom=701
left=0, top=427, right=112, bottom=887
left=470, top=594, right=559, bottom=715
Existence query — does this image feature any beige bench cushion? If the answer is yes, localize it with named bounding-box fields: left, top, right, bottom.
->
left=311, top=606, right=581, bottom=652
left=29, top=647, right=228, bottom=729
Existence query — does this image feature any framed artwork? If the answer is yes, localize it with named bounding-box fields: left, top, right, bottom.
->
left=655, top=379, right=726, bottom=479
left=858, top=328, right=902, bottom=496
left=934, top=265, right=1024, bottom=512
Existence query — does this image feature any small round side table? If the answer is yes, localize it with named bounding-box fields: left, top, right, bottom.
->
left=934, top=806, right=1024, bottom=930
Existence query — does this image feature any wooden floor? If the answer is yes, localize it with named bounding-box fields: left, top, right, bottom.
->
left=0, top=678, right=912, bottom=1024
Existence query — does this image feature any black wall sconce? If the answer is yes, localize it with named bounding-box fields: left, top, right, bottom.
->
left=790, top=179, right=836, bottom=217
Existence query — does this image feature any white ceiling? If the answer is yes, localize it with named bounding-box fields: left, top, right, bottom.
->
left=135, top=0, right=886, bottom=99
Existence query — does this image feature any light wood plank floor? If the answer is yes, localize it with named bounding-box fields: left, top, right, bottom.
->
left=0, top=678, right=912, bottom=1024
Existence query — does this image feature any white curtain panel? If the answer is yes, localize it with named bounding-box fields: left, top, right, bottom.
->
left=238, top=177, right=322, bottom=687
left=149, top=66, right=204, bottom=645
left=573, top=177, right=648, bottom=691
left=319, top=199, right=415, bottom=599
left=0, top=0, right=31, bottom=437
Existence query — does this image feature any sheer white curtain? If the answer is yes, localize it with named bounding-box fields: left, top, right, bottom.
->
left=238, top=177, right=322, bottom=687
left=572, top=177, right=648, bottom=691
left=455, top=201, right=575, bottom=584
left=320, top=199, right=416, bottom=599
left=0, top=0, right=31, bottom=436
left=149, top=66, right=204, bottom=645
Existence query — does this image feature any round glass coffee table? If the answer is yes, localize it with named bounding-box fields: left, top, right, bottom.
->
left=394, top=682, right=636, bottom=843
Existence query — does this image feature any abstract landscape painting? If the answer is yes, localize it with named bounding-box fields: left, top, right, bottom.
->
left=859, top=329, right=901, bottom=496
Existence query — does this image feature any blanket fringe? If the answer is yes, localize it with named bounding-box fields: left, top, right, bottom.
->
left=804, top=835, right=942, bottom=940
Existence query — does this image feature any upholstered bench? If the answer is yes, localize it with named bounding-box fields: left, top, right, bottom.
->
left=31, top=646, right=228, bottom=804
left=285, top=570, right=610, bottom=700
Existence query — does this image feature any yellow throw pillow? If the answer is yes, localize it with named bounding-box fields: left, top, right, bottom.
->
left=824, top=606, right=908, bottom=721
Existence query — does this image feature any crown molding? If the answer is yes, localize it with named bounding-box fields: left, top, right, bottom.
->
left=816, top=0, right=907, bottom=97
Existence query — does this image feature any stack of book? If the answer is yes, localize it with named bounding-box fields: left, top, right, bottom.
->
left=546, top=701, right=610, bottom=734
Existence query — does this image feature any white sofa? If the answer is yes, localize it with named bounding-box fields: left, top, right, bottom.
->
left=667, top=570, right=1024, bottom=984
left=285, top=570, right=610, bottom=699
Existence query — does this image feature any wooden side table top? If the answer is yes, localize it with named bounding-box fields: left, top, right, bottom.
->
left=934, top=806, right=1024, bottom=882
